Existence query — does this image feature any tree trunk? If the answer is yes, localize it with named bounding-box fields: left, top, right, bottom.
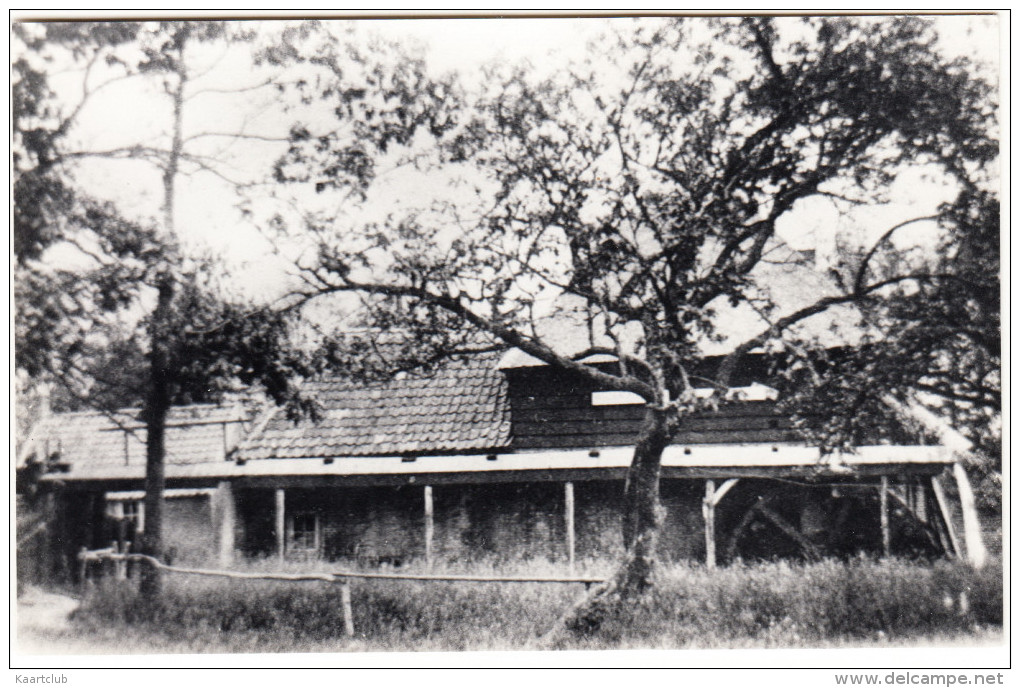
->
left=139, top=45, right=186, bottom=599
left=555, top=405, right=670, bottom=639
left=139, top=277, right=173, bottom=598
left=617, top=404, right=670, bottom=594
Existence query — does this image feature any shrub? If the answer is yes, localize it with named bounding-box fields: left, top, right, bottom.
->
left=72, top=556, right=1002, bottom=651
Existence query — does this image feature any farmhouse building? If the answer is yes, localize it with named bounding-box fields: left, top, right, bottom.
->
left=18, top=349, right=988, bottom=578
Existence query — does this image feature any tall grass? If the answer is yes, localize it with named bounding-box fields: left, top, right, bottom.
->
left=561, top=557, right=1002, bottom=649
left=72, top=556, right=1001, bottom=652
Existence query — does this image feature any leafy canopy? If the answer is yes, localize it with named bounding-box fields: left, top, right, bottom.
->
left=282, top=17, right=997, bottom=440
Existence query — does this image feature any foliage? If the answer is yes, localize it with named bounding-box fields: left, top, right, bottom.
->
left=13, top=21, right=156, bottom=390
left=13, top=21, right=319, bottom=588
left=12, top=21, right=143, bottom=262
left=12, top=21, right=321, bottom=412
left=777, top=187, right=1000, bottom=492
left=71, top=557, right=1002, bottom=651
left=876, top=189, right=1000, bottom=456
left=284, top=16, right=998, bottom=422
left=13, top=17, right=999, bottom=599
left=263, top=20, right=459, bottom=196
left=275, top=16, right=999, bottom=589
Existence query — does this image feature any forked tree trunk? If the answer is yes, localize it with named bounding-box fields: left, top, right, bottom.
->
left=617, top=405, right=670, bottom=594
left=556, top=405, right=671, bottom=639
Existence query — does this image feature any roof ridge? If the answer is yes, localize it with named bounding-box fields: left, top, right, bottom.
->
left=231, top=403, right=285, bottom=459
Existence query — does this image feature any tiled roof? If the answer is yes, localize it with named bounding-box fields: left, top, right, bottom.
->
left=236, top=353, right=512, bottom=460
left=21, top=404, right=248, bottom=469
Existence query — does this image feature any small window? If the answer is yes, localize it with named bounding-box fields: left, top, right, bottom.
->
left=107, top=500, right=145, bottom=533
left=123, top=501, right=145, bottom=533
left=591, top=391, right=645, bottom=406
left=287, top=512, right=320, bottom=555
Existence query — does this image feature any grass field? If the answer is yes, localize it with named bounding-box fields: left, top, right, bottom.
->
left=28, top=556, right=1004, bottom=654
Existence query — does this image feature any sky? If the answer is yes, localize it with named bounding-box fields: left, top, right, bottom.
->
left=17, top=14, right=1003, bottom=309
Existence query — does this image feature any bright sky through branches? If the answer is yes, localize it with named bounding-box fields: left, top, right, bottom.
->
left=19, top=14, right=1001, bottom=305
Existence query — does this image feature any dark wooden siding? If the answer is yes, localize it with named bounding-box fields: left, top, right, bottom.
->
left=508, top=365, right=801, bottom=450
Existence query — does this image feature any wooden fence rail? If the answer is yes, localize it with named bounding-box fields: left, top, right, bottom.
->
left=77, top=548, right=604, bottom=638
left=17, top=520, right=48, bottom=549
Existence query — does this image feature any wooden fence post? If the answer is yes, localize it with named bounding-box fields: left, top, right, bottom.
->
left=108, top=541, right=119, bottom=580
left=115, top=541, right=128, bottom=580
left=340, top=579, right=355, bottom=637
left=124, top=541, right=133, bottom=579
left=703, top=478, right=739, bottom=568
left=564, top=482, right=575, bottom=574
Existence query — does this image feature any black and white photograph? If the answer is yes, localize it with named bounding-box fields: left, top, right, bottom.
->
left=11, top=11, right=1004, bottom=673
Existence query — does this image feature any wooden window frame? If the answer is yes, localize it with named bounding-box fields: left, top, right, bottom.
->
left=106, top=500, right=145, bottom=533
left=286, top=511, right=321, bottom=556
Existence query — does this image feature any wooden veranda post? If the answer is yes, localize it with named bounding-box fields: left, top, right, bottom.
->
left=703, top=480, right=716, bottom=569
left=952, top=463, right=988, bottom=569
left=215, top=481, right=236, bottom=568
left=423, top=485, right=434, bottom=571
left=930, top=476, right=962, bottom=558
left=880, top=476, right=891, bottom=557
left=275, top=488, right=286, bottom=561
left=564, top=481, right=575, bottom=573
left=703, top=478, right=739, bottom=568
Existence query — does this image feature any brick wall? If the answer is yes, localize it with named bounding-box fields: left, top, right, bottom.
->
left=235, top=479, right=708, bottom=565
left=163, top=497, right=215, bottom=565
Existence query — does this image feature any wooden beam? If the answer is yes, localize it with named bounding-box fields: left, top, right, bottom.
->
left=756, top=502, right=823, bottom=561
left=915, top=482, right=928, bottom=523
left=707, top=478, right=739, bottom=507
left=45, top=460, right=950, bottom=492
left=423, top=485, right=434, bottom=571
left=704, top=480, right=717, bottom=569
left=275, top=488, right=285, bottom=561
left=880, top=476, right=891, bottom=557
left=927, top=485, right=951, bottom=554
left=931, top=476, right=962, bottom=558
left=340, top=580, right=355, bottom=637
left=952, top=463, right=988, bottom=569
left=704, top=478, right=738, bottom=569
left=564, top=481, right=575, bottom=573
left=726, top=496, right=767, bottom=562
left=886, top=486, right=942, bottom=553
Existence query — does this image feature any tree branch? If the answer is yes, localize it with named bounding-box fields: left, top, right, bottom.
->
left=852, top=214, right=939, bottom=294
left=715, top=272, right=952, bottom=387
left=183, top=131, right=292, bottom=144
left=308, top=277, right=657, bottom=401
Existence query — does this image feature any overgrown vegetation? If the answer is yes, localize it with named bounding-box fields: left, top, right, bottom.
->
left=68, top=557, right=1001, bottom=652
